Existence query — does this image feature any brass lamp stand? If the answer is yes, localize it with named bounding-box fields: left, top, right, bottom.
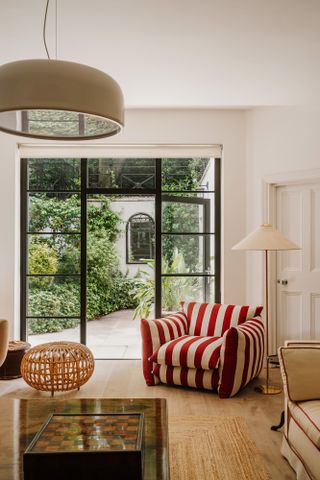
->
left=255, top=250, right=282, bottom=394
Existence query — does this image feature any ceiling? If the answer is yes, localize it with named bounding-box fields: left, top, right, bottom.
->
left=1, top=0, right=320, bottom=108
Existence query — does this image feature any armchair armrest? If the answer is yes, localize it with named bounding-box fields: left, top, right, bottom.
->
left=279, top=345, right=320, bottom=402
left=0, top=319, right=9, bottom=367
left=284, top=340, right=320, bottom=347
left=218, top=317, right=264, bottom=398
left=140, top=312, right=188, bottom=386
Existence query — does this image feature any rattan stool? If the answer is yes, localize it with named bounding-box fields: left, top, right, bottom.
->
left=21, top=341, right=94, bottom=396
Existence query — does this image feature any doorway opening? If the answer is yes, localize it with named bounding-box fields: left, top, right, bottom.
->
left=21, top=157, right=220, bottom=358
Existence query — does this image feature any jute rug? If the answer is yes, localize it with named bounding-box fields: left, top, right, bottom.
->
left=169, top=416, right=271, bottom=480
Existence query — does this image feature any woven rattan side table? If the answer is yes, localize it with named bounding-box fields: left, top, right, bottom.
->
left=21, top=341, right=95, bottom=397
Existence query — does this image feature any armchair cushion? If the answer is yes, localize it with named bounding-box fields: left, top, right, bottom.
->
left=279, top=347, right=320, bottom=402
left=181, top=302, right=263, bottom=337
left=149, top=335, right=223, bottom=370
left=290, top=400, right=320, bottom=449
left=153, top=364, right=220, bottom=390
left=218, top=317, right=264, bottom=398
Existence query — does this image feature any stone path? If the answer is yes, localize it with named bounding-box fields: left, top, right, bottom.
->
left=28, top=309, right=141, bottom=359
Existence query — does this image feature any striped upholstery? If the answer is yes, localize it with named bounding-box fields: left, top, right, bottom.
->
left=181, top=302, right=263, bottom=337
left=150, top=335, right=223, bottom=370
left=153, top=364, right=219, bottom=391
left=218, top=317, right=264, bottom=398
left=140, top=303, right=264, bottom=397
left=140, top=312, right=188, bottom=385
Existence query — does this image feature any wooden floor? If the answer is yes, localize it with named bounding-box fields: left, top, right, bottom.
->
left=0, top=360, right=295, bottom=480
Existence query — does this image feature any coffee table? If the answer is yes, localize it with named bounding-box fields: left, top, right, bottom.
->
left=0, top=398, right=169, bottom=479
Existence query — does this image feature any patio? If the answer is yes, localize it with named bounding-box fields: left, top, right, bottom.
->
left=28, top=309, right=141, bottom=359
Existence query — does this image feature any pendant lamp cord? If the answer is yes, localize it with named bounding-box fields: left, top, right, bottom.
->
left=55, top=0, right=58, bottom=59
left=43, top=0, right=51, bottom=59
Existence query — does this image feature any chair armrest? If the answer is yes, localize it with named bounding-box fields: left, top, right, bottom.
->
left=279, top=345, right=320, bottom=402
left=284, top=340, right=320, bottom=347
left=0, top=319, right=9, bottom=367
left=218, top=317, right=264, bottom=398
left=140, top=312, right=188, bottom=386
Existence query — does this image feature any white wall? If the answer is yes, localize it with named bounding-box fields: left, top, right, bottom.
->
left=110, top=198, right=154, bottom=277
left=2, top=0, right=319, bottom=107
left=0, top=108, right=247, bottom=337
left=245, top=106, right=320, bottom=304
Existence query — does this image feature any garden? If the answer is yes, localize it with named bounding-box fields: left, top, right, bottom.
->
left=27, top=157, right=211, bottom=335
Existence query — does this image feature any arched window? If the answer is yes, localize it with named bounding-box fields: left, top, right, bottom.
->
left=126, top=213, right=155, bottom=263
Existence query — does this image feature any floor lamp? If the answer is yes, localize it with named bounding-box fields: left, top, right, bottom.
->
left=233, top=223, right=300, bottom=395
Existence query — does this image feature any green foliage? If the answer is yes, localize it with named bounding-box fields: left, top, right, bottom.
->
left=28, top=242, right=57, bottom=287
left=87, top=197, right=120, bottom=241
left=28, top=195, right=137, bottom=334
left=28, top=281, right=80, bottom=335
left=131, top=266, right=154, bottom=320
left=29, top=194, right=80, bottom=233
left=162, top=158, right=209, bottom=191
left=161, top=158, right=208, bottom=268
left=132, top=248, right=200, bottom=319
left=28, top=158, right=80, bottom=191
left=162, top=202, right=200, bottom=268
left=28, top=317, right=79, bottom=335
left=28, top=282, right=80, bottom=317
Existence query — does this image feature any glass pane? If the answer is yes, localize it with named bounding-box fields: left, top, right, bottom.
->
left=162, top=158, right=212, bottom=191
left=27, top=111, right=80, bottom=137
left=161, top=276, right=215, bottom=314
left=27, top=277, right=80, bottom=317
left=162, top=200, right=205, bottom=233
left=162, top=234, right=214, bottom=274
left=86, top=194, right=155, bottom=358
left=27, top=234, right=81, bottom=274
left=21, top=111, right=118, bottom=139
left=87, top=158, right=156, bottom=189
left=27, top=318, right=80, bottom=345
left=26, top=158, right=80, bottom=191
left=28, top=193, right=81, bottom=233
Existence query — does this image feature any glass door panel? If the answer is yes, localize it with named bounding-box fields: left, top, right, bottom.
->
left=86, top=194, right=155, bottom=359
left=161, top=193, right=214, bottom=313
left=161, top=234, right=214, bottom=274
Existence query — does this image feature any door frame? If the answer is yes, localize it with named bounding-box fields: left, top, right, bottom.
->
left=263, top=167, right=320, bottom=353
left=161, top=194, right=212, bottom=301
left=20, top=156, right=221, bottom=347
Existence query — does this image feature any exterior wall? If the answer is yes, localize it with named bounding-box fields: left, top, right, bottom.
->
left=110, top=198, right=154, bottom=277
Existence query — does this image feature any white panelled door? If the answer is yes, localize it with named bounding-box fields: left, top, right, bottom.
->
left=276, top=183, right=320, bottom=346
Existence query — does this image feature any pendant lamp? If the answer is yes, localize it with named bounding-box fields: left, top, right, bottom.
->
left=0, top=1, right=124, bottom=140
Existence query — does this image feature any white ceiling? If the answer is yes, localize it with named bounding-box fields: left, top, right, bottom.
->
left=1, top=0, right=320, bottom=108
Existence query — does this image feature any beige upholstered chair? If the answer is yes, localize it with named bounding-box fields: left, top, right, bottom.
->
left=0, top=319, right=9, bottom=367
left=279, top=341, right=320, bottom=480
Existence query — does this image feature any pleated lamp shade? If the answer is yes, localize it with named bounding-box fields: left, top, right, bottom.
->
left=0, top=59, right=124, bottom=140
left=232, top=224, right=300, bottom=251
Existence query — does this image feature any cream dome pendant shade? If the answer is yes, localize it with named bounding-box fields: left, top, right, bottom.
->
left=0, top=59, right=124, bottom=140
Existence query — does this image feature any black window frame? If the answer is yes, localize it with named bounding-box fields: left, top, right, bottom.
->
left=20, top=157, right=221, bottom=347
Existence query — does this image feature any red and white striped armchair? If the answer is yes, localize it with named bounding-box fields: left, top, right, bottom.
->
left=141, top=302, right=264, bottom=398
